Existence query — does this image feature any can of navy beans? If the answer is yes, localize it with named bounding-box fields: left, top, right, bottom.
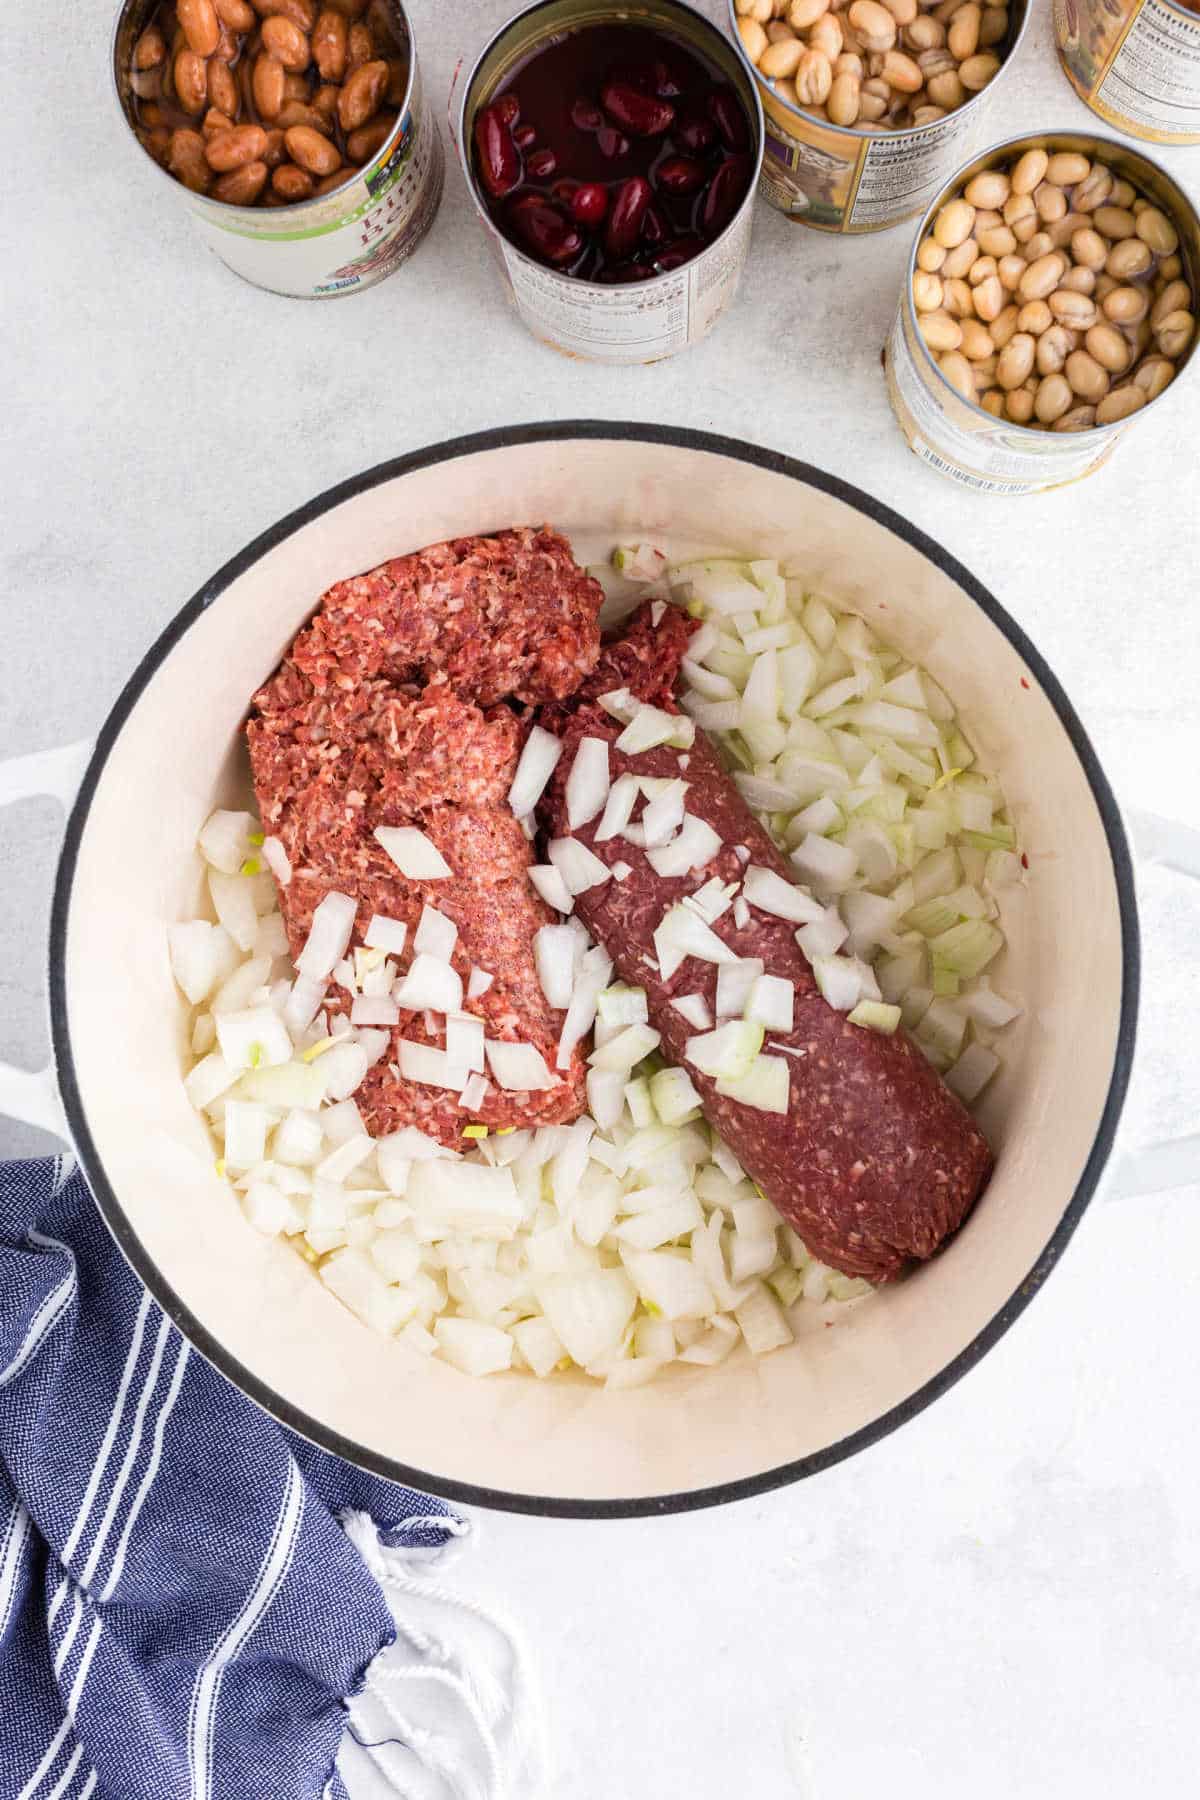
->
left=1053, top=0, right=1200, bottom=147
left=113, top=0, right=444, bottom=298
left=884, top=129, right=1200, bottom=493
left=725, top=0, right=1031, bottom=235
left=455, top=0, right=764, bottom=364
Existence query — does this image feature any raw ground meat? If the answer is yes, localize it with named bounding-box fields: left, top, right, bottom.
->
left=247, top=528, right=604, bottom=1145
left=539, top=603, right=993, bottom=1282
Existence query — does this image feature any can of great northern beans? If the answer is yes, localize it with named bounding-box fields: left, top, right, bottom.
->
left=884, top=129, right=1199, bottom=493
left=1053, top=0, right=1200, bottom=145
left=455, top=0, right=764, bottom=365
left=113, top=0, right=443, bottom=298
left=724, top=0, right=1031, bottom=234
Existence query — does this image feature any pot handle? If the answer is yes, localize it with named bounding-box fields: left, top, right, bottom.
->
left=0, top=739, right=94, bottom=1139
left=1105, top=809, right=1200, bottom=1200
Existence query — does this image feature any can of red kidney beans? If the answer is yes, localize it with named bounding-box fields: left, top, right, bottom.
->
left=112, top=0, right=443, bottom=298
left=884, top=129, right=1200, bottom=494
left=724, top=0, right=1031, bottom=234
left=1053, top=0, right=1200, bottom=145
left=455, top=0, right=764, bottom=365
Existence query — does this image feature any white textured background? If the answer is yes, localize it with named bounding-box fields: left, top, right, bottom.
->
left=3, top=1, right=1199, bottom=1794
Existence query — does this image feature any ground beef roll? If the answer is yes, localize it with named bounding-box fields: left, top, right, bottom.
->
left=247, top=528, right=604, bottom=1146
left=539, top=605, right=993, bottom=1282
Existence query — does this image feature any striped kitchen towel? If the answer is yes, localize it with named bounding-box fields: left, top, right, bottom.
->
left=0, top=1155, right=538, bottom=1800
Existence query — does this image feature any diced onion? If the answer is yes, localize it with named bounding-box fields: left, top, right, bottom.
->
left=485, top=1040, right=556, bottom=1091
left=528, top=863, right=574, bottom=913
left=684, top=1020, right=764, bottom=1080
left=373, top=825, right=451, bottom=881
left=548, top=837, right=611, bottom=896
left=350, top=995, right=399, bottom=1026
left=394, top=954, right=463, bottom=1015
left=467, top=966, right=495, bottom=999
left=715, top=958, right=764, bottom=1020
left=746, top=974, right=795, bottom=1032
left=297, top=891, right=357, bottom=980
left=652, top=905, right=737, bottom=982
left=615, top=704, right=694, bottom=755
left=413, top=905, right=457, bottom=962
left=565, top=737, right=611, bottom=830
left=742, top=864, right=824, bottom=925
left=507, top=725, right=563, bottom=820
left=534, top=924, right=578, bottom=1010
left=670, top=992, right=712, bottom=1031
left=262, top=835, right=292, bottom=887
left=715, top=1054, right=790, bottom=1114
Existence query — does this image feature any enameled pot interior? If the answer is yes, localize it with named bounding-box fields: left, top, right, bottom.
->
left=56, top=430, right=1133, bottom=1512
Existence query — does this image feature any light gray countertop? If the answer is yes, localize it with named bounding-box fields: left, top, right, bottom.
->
left=4, top=2, right=1199, bottom=1794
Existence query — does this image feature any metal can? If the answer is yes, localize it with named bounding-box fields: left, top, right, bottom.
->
left=455, top=0, right=764, bottom=365
left=112, top=0, right=444, bottom=298
left=884, top=129, right=1199, bottom=494
left=724, top=0, right=1031, bottom=235
left=1053, top=0, right=1200, bottom=144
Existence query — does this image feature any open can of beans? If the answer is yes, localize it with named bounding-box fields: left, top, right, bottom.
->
left=884, top=129, right=1199, bottom=493
left=726, top=0, right=1030, bottom=234
left=113, top=0, right=444, bottom=298
left=1053, top=0, right=1200, bottom=146
left=455, top=0, right=764, bottom=364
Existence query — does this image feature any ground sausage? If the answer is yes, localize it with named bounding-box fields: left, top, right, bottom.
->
left=540, top=605, right=993, bottom=1282
left=247, top=528, right=604, bottom=1145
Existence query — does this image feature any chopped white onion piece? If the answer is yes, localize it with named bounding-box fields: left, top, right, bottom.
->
left=586, top=1067, right=625, bottom=1131
left=316, top=1134, right=374, bottom=1183
left=596, top=985, right=648, bottom=1028
left=614, top=704, right=694, bottom=755
left=223, top=1101, right=270, bottom=1171
left=394, top=954, right=463, bottom=1015
left=944, top=1041, right=1000, bottom=1102
left=508, top=724, right=564, bottom=820
left=434, top=1318, right=514, bottom=1376
left=587, top=1023, right=661, bottom=1072
left=790, top=833, right=859, bottom=890
left=715, top=958, right=764, bottom=1020
left=373, top=826, right=451, bottom=881
left=261, top=835, right=292, bottom=887
left=685, top=1020, right=764, bottom=1080
left=556, top=945, right=613, bottom=1070
left=446, top=1013, right=486, bottom=1077
left=649, top=1066, right=702, bottom=1126
left=185, top=1051, right=238, bottom=1111
left=284, top=972, right=327, bottom=1034
left=746, top=975, right=795, bottom=1033
left=742, top=863, right=825, bottom=925
left=216, top=1005, right=293, bottom=1072
left=534, top=925, right=578, bottom=1011
left=592, top=772, right=640, bottom=844
left=715, top=1054, right=790, bottom=1114
left=958, top=984, right=1021, bottom=1030
left=397, top=1040, right=461, bottom=1090
left=350, top=995, right=399, bottom=1027
left=466, top=966, right=495, bottom=1001
left=621, top=1249, right=714, bottom=1322
left=639, top=779, right=688, bottom=848
left=548, top=837, right=611, bottom=896
left=413, top=905, right=457, bottom=962
left=597, top=686, right=636, bottom=722
left=670, top=992, right=712, bottom=1031
left=198, top=809, right=256, bottom=875
left=168, top=921, right=237, bottom=1005
left=732, top=896, right=751, bottom=930
left=534, top=1269, right=637, bottom=1366
left=565, top=736, right=611, bottom=830
left=528, top=863, right=574, bottom=914
left=484, top=1040, right=556, bottom=1091
left=208, top=869, right=259, bottom=954
left=297, top=891, right=357, bottom=980
left=652, top=905, right=737, bottom=981
left=811, top=954, right=864, bottom=1012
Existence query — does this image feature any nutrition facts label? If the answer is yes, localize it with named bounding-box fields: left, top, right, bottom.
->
left=885, top=308, right=1117, bottom=495
left=497, top=206, right=752, bottom=365
left=852, top=112, right=976, bottom=230
left=1099, top=0, right=1200, bottom=135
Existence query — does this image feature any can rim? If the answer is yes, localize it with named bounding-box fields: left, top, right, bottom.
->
left=723, top=0, right=1032, bottom=146
left=902, top=125, right=1199, bottom=442
left=456, top=0, right=766, bottom=295
left=110, top=0, right=417, bottom=223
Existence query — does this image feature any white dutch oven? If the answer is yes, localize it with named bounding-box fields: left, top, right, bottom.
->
left=3, top=424, right=1197, bottom=1517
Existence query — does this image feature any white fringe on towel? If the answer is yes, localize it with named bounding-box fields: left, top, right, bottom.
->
left=336, top=1511, right=543, bottom=1800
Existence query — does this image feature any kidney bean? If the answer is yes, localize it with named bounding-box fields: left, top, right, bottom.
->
left=338, top=59, right=389, bottom=131
left=653, top=154, right=705, bottom=196
left=272, top=161, right=315, bottom=200
left=134, top=25, right=167, bottom=68
left=600, top=80, right=675, bottom=136
left=494, top=93, right=520, bottom=129
left=605, top=175, right=652, bottom=258
left=706, top=85, right=750, bottom=153
left=570, top=97, right=603, bottom=131
left=312, top=82, right=339, bottom=123
left=570, top=182, right=608, bottom=226
left=642, top=203, right=667, bottom=244
left=206, top=123, right=268, bottom=169
left=251, top=0, right=313, bottom=24
left=174, top=48, right=209, bottom=114
left=262, top=15, right=310, bottom=71
left=673, top=106, right=716, bottom=154
left=312, top=8, right=348, bottom=81
left=208, top=58, right=239, bottom=117
left=527, top=148, right=557, bottom=178
left=347, top=22, right=374, bottom=71
left=167, top=127, right=210, bottom=190
left=286, top=123, right=342, bottom=175
left=653, top=235, right=704, bottom=272
left=262, top=127, right=287, bottom=165
left=509, top=193, right=583, bottom=264
left=700, top=157, right=748, bottom=239
left=253, top=53, right=286, bottom=120
left=213, top=158, right=268, bottom=204
left=597, top=127, right=630, bottom=158
left=474, top=100, right=521, bottom=199
left=513, top=124, right=538, bottom=150
left=275, top=102, right=330, bottom=131
left=347, top=113, right=395, bottom=163
left=214, top=0, right=256, bottom=26
left=178, top=0, right=221, bottom=57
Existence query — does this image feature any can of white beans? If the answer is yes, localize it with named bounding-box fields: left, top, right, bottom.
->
left=454, top=0, right=764, bottom=365
left=112, top=0, right=444, bottom=298
left=1053, top=0, right=1200, bottom=146
left=725, top=0, right=1030, bottom=234
left=884, top=129, right=1200, bottom=493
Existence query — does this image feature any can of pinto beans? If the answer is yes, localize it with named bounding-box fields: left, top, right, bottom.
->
left=883, top=129, right=1200, bottom=493
left=1053, top=0, right=1200, bottom=145
left=113, top=0, right=443, bottom=298
left=725, top=0, right=1031, bottom=234
left=455, top=0, right=764, bottom=365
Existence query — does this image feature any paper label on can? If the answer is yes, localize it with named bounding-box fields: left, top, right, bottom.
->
left=1054, top=0, right=1200, bottom=143
left=756, top=87, right=982, bottom=233
left=496, top=204, right=752, bottom=364
left=885, top=305, right=1118, bottom=494
left=188, top=64, right=444, bottom=297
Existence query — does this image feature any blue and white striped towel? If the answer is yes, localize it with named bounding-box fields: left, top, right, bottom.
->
left=0, top=1156, right=538, bottom=1800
